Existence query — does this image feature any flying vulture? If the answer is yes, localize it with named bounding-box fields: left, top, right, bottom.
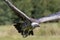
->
left=4, top=0, right=60, bottom=37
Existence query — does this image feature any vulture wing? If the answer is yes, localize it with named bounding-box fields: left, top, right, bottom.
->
left=4, top=0, right=36, bottom=22
left=38, top=12, right=60, bottom=23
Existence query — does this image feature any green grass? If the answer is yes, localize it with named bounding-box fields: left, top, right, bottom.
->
left=0, top=23, right=60, bottom=40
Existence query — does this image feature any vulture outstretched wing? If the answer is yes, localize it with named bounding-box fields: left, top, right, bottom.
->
left=4, top=0, right=36, bottom=22
left=38, top=12, right=60, bottom=23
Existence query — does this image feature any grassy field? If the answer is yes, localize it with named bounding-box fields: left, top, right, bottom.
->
left=0, top=23, right=60, bottom=40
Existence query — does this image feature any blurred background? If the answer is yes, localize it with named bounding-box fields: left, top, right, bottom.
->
left=0, top=0, right=60, bottom=40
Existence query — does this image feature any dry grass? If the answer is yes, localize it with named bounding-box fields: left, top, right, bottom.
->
left=0, top=23, right=60, bottom=40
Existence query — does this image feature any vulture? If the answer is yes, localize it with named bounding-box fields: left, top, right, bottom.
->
left=4, top=0, right=60, bottom=37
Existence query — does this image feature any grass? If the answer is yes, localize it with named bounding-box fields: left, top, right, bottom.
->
left=0, top=23, right=60, bottom=40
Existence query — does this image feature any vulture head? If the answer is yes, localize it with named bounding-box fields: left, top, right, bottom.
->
left=31, top=22, right=40, bottom=28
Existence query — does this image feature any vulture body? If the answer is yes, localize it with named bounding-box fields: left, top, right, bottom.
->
left=4, top=0, right=60, bottom=37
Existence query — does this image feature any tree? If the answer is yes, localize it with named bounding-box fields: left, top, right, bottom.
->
left=0, top=0, right=60, bottom=25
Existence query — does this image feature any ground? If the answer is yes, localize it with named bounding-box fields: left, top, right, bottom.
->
left=0, top=22, right=60, bottom=40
